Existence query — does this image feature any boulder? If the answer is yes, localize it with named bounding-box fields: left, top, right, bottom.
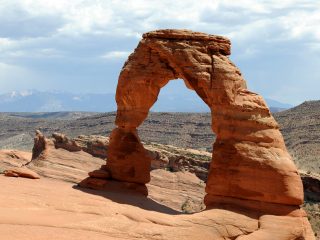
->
left=4, top=167, right=40, bottom=179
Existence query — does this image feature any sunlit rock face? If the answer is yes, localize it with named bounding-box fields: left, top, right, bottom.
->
left=105, top=29, right=303, bottom=210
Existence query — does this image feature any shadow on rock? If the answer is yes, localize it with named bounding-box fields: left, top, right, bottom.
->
left=73, top=178, right=182, bottom=215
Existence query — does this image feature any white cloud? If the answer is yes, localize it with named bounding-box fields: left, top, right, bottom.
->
left=19, top=90, right=33, bottom=97
left=73, top=96, right=81, bottom=101
left=0, top=38, right=16, bottom=53
left=0, top=62, right=41, bottom=91
left=0, top=62, right=25, bottom=77
left=0, top=0, right=319, bottom=103
left=101, top=51, right=131, bottom=59
left=57, top=3, right=113, bottom=36
left=5, top=48, right=63, bottom=59
left=1, top=0, right=319, bottom=45
left=280, top=9, right=320, bottom=40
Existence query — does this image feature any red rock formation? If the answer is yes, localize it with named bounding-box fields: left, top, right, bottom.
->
left=52, top=133, right=108, bottom=159
left=104, top=29, right=303, bottom=211
left=4, top=167, right=40, bottom=179
left=32, top=130, right=49, bottom=160
left=0, top=149, right=31, bottom=169
left=6, top=130, right=314, bottom=238
left=28, top=131, right=106, bottom=183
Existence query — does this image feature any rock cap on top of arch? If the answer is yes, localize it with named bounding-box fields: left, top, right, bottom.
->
left=142, top=29, right=231, bottom=55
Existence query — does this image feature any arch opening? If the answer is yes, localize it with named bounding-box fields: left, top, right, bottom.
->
left=150, top=78, right=210, bottom=113
left=139, top=78, right=212, bottom=154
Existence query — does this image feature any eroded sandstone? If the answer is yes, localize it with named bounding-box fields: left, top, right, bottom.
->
left=101, top=29, right=304, bottom=211
left=1, top=130, right=316, bottom=238
left=4, top=167, right=40, bottom=179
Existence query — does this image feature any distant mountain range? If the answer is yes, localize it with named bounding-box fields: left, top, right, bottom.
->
left=0, top=90, right=116, bottom=112
left=0, top=90, right=293, bottom=112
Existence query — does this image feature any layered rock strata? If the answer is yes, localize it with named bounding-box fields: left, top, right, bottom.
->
left=4, top=167, right=40, bottom=179
left=28, top=131, right=105, bottom=183
left=52, top=133, right=108, bottom=159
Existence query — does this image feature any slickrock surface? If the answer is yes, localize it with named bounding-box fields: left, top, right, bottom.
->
left=0, top=175, right=314, bottom=240
left=103, top=29, right=304, bottom=212
left=0, top=149, right=31, bottom=169
left=21, top=131, right=206, bottom=213
left=0, top=132, right=316, bottom=239
left=1, top=159, right=317, bottom=240
left=27, top=131, right=106, bottom=183
left=40, top=132, right=211, bottom=181
left=2, top=131, right=319, bottom=237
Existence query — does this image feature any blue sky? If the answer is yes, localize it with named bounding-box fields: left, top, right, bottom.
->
left=0, top=0, right=319, bottom=105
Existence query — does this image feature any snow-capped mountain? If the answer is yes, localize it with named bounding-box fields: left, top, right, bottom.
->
left=0, top=90, right=293, bottom=112
left=0, top=90, right=116, bottom=112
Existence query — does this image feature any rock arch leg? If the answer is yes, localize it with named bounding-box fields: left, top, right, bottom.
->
left=106, top=41, right=177, bottom=184
left=204, top=54, right=303, bottom=209
left=107, top=127, right=151, bottom=184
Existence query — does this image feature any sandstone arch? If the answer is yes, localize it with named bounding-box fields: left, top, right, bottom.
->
left=106, top=29, right=303, bottom=210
